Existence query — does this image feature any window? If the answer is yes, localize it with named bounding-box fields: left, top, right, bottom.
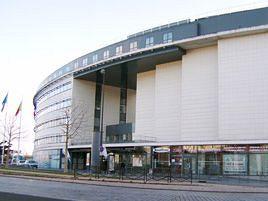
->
left=103, top=50, right=109, bottom=59
left=65, top=66, right=70, bottom=72
left=74, top=61, right=78, bottom=69
left=36, top=82, right=72, bottom=105
left=130, top=41, right=138, bottom=51
left=116, top=45, right=123, bottom=55
left=145, top=36, right=154, bottom=47
left=82, top=58, right=88, bottom=66
left=35, top=99, right=71, bottom=118
left=163, top=32, right=173, bottom=43
left=92, top=54, right=98, bottom=63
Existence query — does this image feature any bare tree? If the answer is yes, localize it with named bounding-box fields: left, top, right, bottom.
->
left=60, top=105, right=86, bottom=173
left=0, top=114, right=21, bottom=167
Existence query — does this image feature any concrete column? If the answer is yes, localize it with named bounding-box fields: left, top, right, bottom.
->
left=91, top=131, right=100, bottom=172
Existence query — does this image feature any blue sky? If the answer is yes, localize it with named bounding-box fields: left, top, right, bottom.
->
left=0, top=0, right=267, bottom=154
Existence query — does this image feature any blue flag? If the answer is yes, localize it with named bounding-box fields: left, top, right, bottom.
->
left=1, top=93, right=8, bottom=112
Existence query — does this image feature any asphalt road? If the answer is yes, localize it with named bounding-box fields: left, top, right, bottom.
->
left=0, top=176, right=267, bottom=201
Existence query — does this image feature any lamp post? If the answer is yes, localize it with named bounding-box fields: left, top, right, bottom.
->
left=99, top=69, right=105, bottom=148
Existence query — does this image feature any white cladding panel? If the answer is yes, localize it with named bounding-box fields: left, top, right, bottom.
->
left=218, top=33, right=268, bottom=140
left=103, top=85, right=120, bottom=138
left=135, top=70, right=155, bottom=139
left=71, top=79, right=96, bottom=145
left=181, top=46, right=218, bottom=141
left=154, top=61, right=181, bottom=141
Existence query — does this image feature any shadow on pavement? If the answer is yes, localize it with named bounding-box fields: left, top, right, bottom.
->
left=0, top=192, right=70, bottom=201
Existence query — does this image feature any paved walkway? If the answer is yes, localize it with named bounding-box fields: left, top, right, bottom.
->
left=0, top=176, right=268, bottom=201
left=0, top=173, right=268, bottom=193
left=0, top=168, right=268, bottom=193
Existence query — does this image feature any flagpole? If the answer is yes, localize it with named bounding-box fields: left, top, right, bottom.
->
left=1, top=93, right=8, bottom=165
left=17, top=100, right=22, bottom=163
left=1, top=112, right=7, bottom=165
left=17, top=111, right=22, bottom=162
left=1, top=113, right=4, bottom=165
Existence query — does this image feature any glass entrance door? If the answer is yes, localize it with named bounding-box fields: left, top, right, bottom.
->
left=182, top=156, right=192, bottom=176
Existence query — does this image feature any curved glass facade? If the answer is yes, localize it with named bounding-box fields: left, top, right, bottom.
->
left=36, top=81, right=71, bottom=105
left=34, top=118, right=66, bottom=132
left=35, top=98, right=71, bottom=119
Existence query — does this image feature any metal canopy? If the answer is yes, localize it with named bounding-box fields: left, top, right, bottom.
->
left=74, top=46, right=185, bottom=90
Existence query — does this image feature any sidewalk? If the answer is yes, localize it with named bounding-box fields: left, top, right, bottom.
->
left=0, top=169, right=267, bottom=193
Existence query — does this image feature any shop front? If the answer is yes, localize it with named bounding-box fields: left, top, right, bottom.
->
left=152, top=144, right=268, bottom=176
left=69, top=146, right=151, bottom=172
left=106, top=146, right=151, bottom=173
left=69, top=144, right=268, bottom=176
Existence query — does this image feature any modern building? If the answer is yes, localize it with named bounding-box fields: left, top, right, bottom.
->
left=33, top=7, right=268, bottom=176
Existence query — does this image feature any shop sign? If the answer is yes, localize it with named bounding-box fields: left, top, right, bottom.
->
left=198, top=145, right=221, bottom=153
left=183, top=146, right=197, bottom=153
left=249, top=145, right=268, bottom=153
left=223, top=146, right=247, bottom=152
left=153, top=147, right=170, bottom=153
left=170, top=146, right=182, bottom=153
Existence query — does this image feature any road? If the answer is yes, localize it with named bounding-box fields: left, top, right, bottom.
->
left=0, top=176, right=267, bottom=201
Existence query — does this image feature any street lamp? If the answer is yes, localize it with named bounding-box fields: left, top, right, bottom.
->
left=99, top=69, right=105, bottom=148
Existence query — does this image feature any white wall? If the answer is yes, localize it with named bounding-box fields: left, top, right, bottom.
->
left=181, top=46, right=218, bottom=141
left=134, top=47, right=218, bottom=143
left=70, top=79, right=96, bottom=145
left=103, top=85, right=120, bottom=139
left=135, top=70, right=155, bottom=140
left=134, top=33, right=268, bottom=144
left=218, top=33, right=268, bottom=141
left=154, top=61, right=182, bottom=141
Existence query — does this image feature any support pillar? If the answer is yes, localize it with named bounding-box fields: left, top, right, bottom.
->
left=91, top=70, right=105, bottom=173
left=91, top=131, right=100, bottom=172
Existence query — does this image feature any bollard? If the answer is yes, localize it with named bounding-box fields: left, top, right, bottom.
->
left=169, top=166, right=172, bottom=183
left=144, top=166, right=147, bottom=183
left=190, top=169, right=193, bottom=184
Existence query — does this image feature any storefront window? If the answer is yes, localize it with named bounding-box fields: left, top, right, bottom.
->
left=223, top=154, right=248, bottom=175
left=153, top=146, right=170, bottom=168
left=197, top=145, right=222, bottom=175
left=248, top=145, right=268, bottom=176
left=34, top=149, right=62, bottom=169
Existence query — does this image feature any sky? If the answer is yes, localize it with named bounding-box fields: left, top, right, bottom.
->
left=0, top=0, right=267, bottom=155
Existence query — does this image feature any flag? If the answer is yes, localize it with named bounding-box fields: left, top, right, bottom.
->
left=1, top=93, right=8, bottom=112
left=100, top=146, right=108, bottom=159
left=33, top=100, right=37, bottom=118
left=15, top=101, right=22, bottom=116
